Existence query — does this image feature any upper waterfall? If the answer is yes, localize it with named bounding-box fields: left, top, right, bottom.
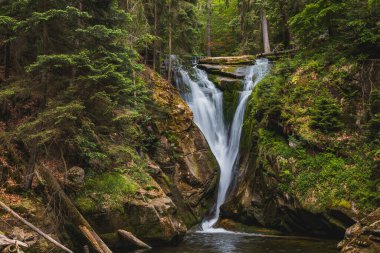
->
left=174, top=58, right=271, bottom=231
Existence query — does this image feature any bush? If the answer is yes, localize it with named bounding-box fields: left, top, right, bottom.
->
left=310, top=96, right=343, bottom=133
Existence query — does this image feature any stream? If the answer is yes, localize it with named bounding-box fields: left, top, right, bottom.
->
left=148, top=233, right=338, bottom=253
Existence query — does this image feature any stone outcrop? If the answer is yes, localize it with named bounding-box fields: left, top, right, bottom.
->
left=145, top=68, right=219, bottom=224
left=338, top=208, right=380, bottom=253
left=198, top=64, right=246, bottom=79
left=68, top=68, right=219, bottom=248
left=199, top=55, right=256, bottom=65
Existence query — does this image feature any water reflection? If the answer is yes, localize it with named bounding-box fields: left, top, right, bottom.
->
left=125, top=233, right=338, bottom=253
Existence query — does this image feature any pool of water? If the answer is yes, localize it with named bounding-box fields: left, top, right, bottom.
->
left=124, top=232, right=339, bottom=253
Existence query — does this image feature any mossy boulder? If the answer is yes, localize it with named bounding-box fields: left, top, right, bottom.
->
left=197, top=64, right=246, bottom=79
left=209, top=75, right=242, bottom=91
left=221, top=56, right=378, bottom=239
left=223, top=90, right=241, bottom=124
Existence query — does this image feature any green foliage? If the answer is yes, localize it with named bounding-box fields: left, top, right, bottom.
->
left=367, top=114, right=380, bottom=139
left=256, top=129, right=377, bottom=211
left=208, top=0, right=240, bottom=55
left=290, top=0, right=380, bottom=54
left=242, top=54, right=379, bottom=212
left=369, top=89, right=380, bottom=115
left=0, top=0, right=156, bottom=191
left=76, top=172, right=138, bottom=212
left=16, top=102, right=85, bottom=146
left=310, top=96, right=343, bottom=133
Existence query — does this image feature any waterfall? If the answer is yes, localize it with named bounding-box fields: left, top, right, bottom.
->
left=174, top=58, right=270, bottom=231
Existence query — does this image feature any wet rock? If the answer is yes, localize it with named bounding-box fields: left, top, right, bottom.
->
left=81, top=68, right=219, bottom=249
left=220, top=144, right=356, bottom=238
left=88, top=195, right=187, bottom=246
left=338, top=208, right=380, bottom=253
left=213, top=77, right=242, bottom=91
left=198, top=64, right=246, bottom=79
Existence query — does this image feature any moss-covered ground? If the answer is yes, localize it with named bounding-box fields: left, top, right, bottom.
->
left=242, top=50, right=380, bottom=213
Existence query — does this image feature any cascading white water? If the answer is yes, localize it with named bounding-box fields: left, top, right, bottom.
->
left=174, top=58, right=270, bottom=232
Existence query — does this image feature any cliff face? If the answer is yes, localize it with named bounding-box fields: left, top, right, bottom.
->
left=142, top=68, right=219, bottom=227
left=220, top=57, right=380, bottom=239
left=73, top=68, right=219, bottom=246
left=0, top=67, right=218, bottom=251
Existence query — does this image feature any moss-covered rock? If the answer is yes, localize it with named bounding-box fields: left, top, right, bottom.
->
left=197, top=64, right=246, bottom=79
left=141, top=68, right=219, bottom=227
left=199, top=55, right=256, bottom=65
left=222, top=55, right=379, bottom=238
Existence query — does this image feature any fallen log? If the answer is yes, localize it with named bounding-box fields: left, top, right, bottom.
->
left=0, top=234, right=29, bottom=248
left=0, top=202, right=72, bottom=253
left=256, top=48, right=299, bottom=59
left=117, top=230, right=151, bottom=250
left=198, top=55, right=256, bottom=65
left=37, top=165, right=112, bottom=253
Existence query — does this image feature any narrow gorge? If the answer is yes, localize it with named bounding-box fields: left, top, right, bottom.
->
left=0, top=1, right=379, bottom=253
left=174, top=58, right=270, bottom=231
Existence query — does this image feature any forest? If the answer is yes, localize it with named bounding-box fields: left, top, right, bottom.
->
left=0, top=0, right=379, bottom=253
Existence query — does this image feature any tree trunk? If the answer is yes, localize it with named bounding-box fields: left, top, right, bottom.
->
left=23, top=145, right=37, bottom=190
left=167, top=0, right=172, bottom=82
left=279, top=0, right=290, bottom=49
left=260, top=8, right=271, bottom=53
left=153, top=0, right=158, bottom=71
left=4, top=42, right=10, bottom=79
left=206, top=0, right=212, bottom=57
left=42, top=0, right=49, bottom=107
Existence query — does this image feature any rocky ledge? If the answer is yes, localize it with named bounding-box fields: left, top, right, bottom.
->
left=338, top=208, right=380, bottom=253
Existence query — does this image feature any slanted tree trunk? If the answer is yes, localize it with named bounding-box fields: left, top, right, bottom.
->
left=260, top=8, right=271, bottom=53
left=0, top=201, right=73, bottom=253
left=167, top=0, right=173, bottom=82
left=37, top=165, right=112, bottom=253
left=117, top=230, right=151, bottom=249
left=206, top=0, right=212, bottom=57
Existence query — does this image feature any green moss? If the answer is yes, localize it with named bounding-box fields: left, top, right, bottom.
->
left=223, top=90, right=240, bottom=123
left=239, top=55, right=379, bottom=213
left=76, top=172, right=138, bottom=212
left=310, top=96, right=343, bottom=133
left=332, top=199, right=352, bottom=209
left=75, top=196, right=96, bottom=213
left=86, top=172, right=137, bottom=195
left=100, top=232, right=119, bottom=245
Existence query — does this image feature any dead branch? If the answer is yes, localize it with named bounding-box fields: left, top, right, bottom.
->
left=37, top=164, right=112, bottom=253
left=0, top=201, right=73, bottom=253
left=117, top=229, right=151, bottom=250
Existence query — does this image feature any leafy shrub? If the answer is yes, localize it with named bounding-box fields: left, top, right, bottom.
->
left=310, top=96, right=343, bottom=133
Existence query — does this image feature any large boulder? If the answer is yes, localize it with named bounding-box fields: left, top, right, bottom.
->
left=338, top=208, right=380, bottom=253
left=198, top=64, right=246, bottom=79
left=141, top=68, right=219, bottom=226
